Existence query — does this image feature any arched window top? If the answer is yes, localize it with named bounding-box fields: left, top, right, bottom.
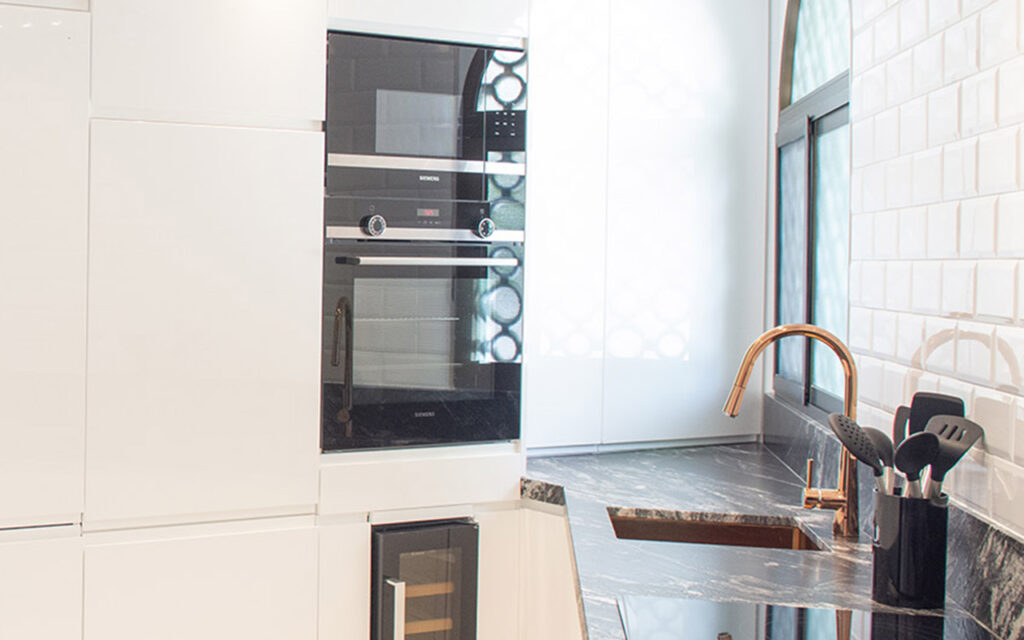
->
left=785, top=0, right=849, bottom=106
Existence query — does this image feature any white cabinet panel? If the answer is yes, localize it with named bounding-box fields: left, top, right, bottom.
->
left=520, top=507, right=583, bottom=640
left=85, top=522, right=316, bottom=640
left=0, top=0, right=87, bottom=9
left=327, top=0, right=526, bottom=44
left=86, top=120, right=322, bottom=527
left=0, top=528, right=82, bottom=640
left=477, top=509, right=521, bottom=640
left=522, top=0, right=610, bottom=449
left=318, top=520, right=370, bottom=640
left=0, top=6, right=88, bottom=528
left=91, top=0, right=326, bottom=127
left=602, top=0, right=768, bottom=443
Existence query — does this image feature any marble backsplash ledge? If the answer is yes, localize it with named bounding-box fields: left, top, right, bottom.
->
left=763, top=393, right=1024, bottom=640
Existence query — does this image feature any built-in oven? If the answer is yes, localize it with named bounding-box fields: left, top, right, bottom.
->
left=321, top=31, right=526, bottom=452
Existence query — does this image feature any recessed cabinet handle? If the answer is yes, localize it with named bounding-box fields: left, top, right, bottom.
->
left=385, top=578, right=406, bottom=640
left=338, top=256, right=518, bottom=268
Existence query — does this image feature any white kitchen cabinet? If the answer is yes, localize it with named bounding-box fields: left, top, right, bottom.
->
left=477, top=508, right=522, bottom=640
left=318, top=519, right=371, bottom=640
left=86, top=120, right=322, bottom=528
left=600, top=0, right=768, bottom=444
left=0, top=5, right=88, bottom=529
left=521, top=0, right=610, bottom=449
left=0, top=526, right=82, bottom=640
left=84, top=519, right=317, bottom=640
left=0, top=0, right=87, bottom=9
left=520, top=505, right=583, bottom=640
left=91, top=0, right=326, bottom=128
left=328, top=0, right=526, bottom=45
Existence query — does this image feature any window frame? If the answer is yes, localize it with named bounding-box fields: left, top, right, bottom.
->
left=773, top=69, right=850, bottom=418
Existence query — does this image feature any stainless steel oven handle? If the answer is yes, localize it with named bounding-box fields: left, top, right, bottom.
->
left=330, top=297, right=354, bottom=438
left=385, top=579, right=406, bottom=640
left=339, top=256, right=518, bottom=268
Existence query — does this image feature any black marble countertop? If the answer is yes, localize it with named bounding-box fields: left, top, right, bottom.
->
left=523, top=444, right=999, bottom=640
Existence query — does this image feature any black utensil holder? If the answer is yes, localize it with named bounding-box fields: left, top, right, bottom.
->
left=872, top=490, right=948, bottom=609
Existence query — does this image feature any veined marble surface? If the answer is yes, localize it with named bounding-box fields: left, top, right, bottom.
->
left=524, top=444, right=1003, bottom=640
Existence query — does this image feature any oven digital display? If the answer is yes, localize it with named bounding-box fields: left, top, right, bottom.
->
left=417, top=208, right=441, bottom=218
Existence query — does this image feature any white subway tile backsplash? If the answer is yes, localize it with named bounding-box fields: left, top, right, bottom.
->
left=862, top=64, right=888, bottom=117
left=850, top=306, right=874, bottom=351
left=1016, top=401, right=1024, bottom=465
left=882, top=362, right=910, bottom=409
left=945, top=15, right=980, bottom=82
left=959, top=196, right=997, bottom=256
left=886, top=156, right=914, bottom=207
left=998, top=57, right=1024, bottom=125
left=853, top=28, right=875, bottom=74
left=930, top=0, right=960, bottom=32
left=912, top=148, right=944, bottom=204
left=900, top=0, right=928, bottom=48
left=947, top=453, right=991, bottom=513
left=961, top=69, right=998, bottom=136
left=887, top=51, right=914, bottom=108
left=852, top=119, right=875, bottom=168
left=864, top=162, right=888, bottom=212
left=858, top=355, right=886, bottom=405
left=851, top=168, right=866, bottom=214
left=937, top=377, right=976, bottom=412
left=942, top=139, right=979, bottom=200
left=875, top=8, right=901, bottom=61
left=912, top=260, right=943, bottom=313
left=913, top=33, right=945, bottom=93
left=873, top=310, right=898, bottom=355
left=956, top=321, right=994, bottom=382
left=854, top=0, right=888, bottom=31
left=924, top=316, right=958, bottom=372
left=1020, top=260, right=1024, bottom=322
left=875, top=108, right=901, bottom=161
left=874, top=210, right=900, bottom=257
left=886, top=260, right=913, bottom=310
left=976, top=260, right=1017, bottom=319
left=850, top=260, right=865, bottom=306
left=941, top=260, right=977, bottom=315
left=994, top=325, right=1024, bottom=390
left=977, top=127, right=1020, bottom=194
left=897, top=312, right=926, bottom=362
left=852, top=213, right=875, bottom=259
left=996, top=192, right=1024, bottom=256
left=928, top=84, right=961, bottom=147
left=900, top=96, right=928, bottom=153
left=899, top=207, right=927, bottom=257
left=979, top=0, right=1018, bottom=69
left=990, top=458, right=1024, bottom=538
left=927, top=202, right=960, bottom=258
left=863, top=261, right=888, bottom=308
left=973, top=387, right=1014, bottom=457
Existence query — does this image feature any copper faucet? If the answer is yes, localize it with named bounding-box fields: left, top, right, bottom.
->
left=723, top=323, right=859, bottom=538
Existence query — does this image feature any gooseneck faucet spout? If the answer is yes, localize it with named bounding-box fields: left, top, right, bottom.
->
left=723, top=323, right=860, bottom=538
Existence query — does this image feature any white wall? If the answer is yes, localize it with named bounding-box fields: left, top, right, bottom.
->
left=523, top=0, right=770, bottom=449
left=849, top=0, right=1024, bottom=539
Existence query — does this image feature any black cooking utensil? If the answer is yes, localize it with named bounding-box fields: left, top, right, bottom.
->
left=922, top=415, right=985, bottom=500
left=908, top=392, right=964, bottom=436
left=892, top=405, right=911, bottom=447
left=863, top=426, right=895, bottom=494
left=894, top=431, right=940, bottom=498
left=828, top=413, right=886, bottom=492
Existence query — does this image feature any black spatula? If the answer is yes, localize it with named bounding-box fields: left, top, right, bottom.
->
left=894, top=431, right=940, bottom=498
left=828, top=414, right=885, bottom=492
left=908, top=392, right=964, bottom=436
left=922, top=415, right=985, bottom=500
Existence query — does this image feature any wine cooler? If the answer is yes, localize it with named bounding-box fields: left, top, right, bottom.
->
left=371, top=519, right=479, bottom=640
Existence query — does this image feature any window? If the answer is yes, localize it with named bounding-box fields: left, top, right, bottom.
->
left=774, top=0, right=850, bottom=414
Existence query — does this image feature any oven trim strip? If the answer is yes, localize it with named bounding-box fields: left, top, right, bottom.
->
left=327, top=153, right=526, bottom=177
left=325, top=226, right=524, bottom=243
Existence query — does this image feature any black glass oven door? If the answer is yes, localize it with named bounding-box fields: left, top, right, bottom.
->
left=321, top=241, right=522, bottom=451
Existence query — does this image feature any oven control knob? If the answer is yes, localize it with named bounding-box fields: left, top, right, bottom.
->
left=364, top=214, right=387, bottom=237
left=476, top=217, right=496, bottom=238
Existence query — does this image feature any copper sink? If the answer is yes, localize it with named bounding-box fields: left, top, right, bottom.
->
left=607, top=508, right=823, bottom=551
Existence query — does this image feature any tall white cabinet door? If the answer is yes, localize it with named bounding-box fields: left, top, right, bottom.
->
left=601, top=0, right=769, bottom=444
left=318, top=520, right=371, bottom=640
left=0, top=6, right=88, bottom=528
left=327, top=0, right=527, bottom=42
left=85, top=521, right=317, bottom=640
left=86, top=120, right=323, bottom=527
left=521, top=0, right=610, bottom=449
left=91, top=0, right=326, bottom=127
left=0, top=528, right=83, bottom=640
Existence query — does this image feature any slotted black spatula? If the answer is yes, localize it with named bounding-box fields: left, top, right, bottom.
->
left=922, top=415, right=985, bottom=500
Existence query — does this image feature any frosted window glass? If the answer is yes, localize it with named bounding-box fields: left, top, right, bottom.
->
left=811, top=122, right=850, bottom=398
left=777, top=140, right=807, bottom=382
left=791, top=0, right=850, bottom=103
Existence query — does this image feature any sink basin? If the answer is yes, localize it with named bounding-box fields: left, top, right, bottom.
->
left=607, top=507, right=823, bottom=551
